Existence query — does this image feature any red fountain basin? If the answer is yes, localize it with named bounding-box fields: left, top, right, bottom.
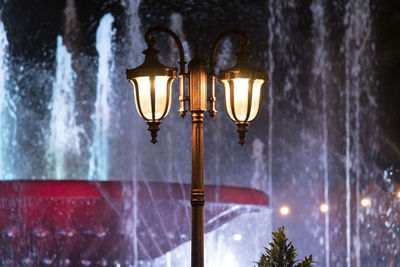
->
left=0, top=181, right=268, bottom=266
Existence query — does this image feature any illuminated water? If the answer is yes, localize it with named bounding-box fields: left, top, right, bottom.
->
left=310, top=1, right=330, bottom=266
left=46, top=36, right=80, bottom=180
left=0, top=0, right=399, bottom=266
left=343, top=1, right=378, bottom=266
left=88, top=13, right=116, bottom=180
left=151, top=208, right=271, bottom=267
left=0, top=19, right=9, bottom=178
left=0, top=19, right=16, bottom=180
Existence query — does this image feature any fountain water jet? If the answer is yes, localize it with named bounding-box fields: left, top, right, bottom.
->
left=343, top=0, right=377, bottom=265
left=88, top=13, right=116, bottom=180
left=46, top=36, right=81, bottom=180
left=0, top=18, right=16, bottom=180
left=311, top=1, right=331, bottom=266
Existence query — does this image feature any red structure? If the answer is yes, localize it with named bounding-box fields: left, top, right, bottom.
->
left=0, top=181, right=268, bottom=266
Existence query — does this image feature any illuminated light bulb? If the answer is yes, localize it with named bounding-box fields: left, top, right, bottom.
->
left=397, top=191, right=400, bottom=199
left=320, top=203, right=329, bottom=213
left=279, top=206, right=290, bottom=216
left=360, top=198, right=371, bottom=207
left=233, top=233, right=242, bottom=241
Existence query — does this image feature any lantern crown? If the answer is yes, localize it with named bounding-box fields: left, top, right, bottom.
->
left=126, top=41, right=177, bottom=80
left=218, top=49, right=269, bottom=82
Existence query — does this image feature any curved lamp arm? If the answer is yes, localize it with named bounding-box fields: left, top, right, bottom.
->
left=145, top=26, right=186, bottom=74
left=209, top=29, right=249, bottom=76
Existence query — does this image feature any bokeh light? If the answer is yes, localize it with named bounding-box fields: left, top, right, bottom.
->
left=279, top=206, right=290, bottom=216
left=232, top=233, right=242, bottom=241
left=361, top=198, right=371, bottom=207
left=320, top=203, right=329, bottom=213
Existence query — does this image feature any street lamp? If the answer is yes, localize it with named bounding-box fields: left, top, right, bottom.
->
left=126, top=26, right=268, bottom=267
left=217, top=39, right=268, bottom=145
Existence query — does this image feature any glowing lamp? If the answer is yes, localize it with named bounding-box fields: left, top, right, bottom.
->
left=126, top=40, right=177, bottom=143
left=279, top=205, right=290, bottom=216
left=320, top=203, right=329, bottom=213
left=360, top=198, right=371, bottom=207
left=219, top=48, right=268, bottom=145
left=233, top=233, right=242, bottom=241
left=397, top=191, right=400, bottom=199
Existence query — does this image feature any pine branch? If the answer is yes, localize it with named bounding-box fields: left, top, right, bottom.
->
left=255, top=226, right=313, bottom=267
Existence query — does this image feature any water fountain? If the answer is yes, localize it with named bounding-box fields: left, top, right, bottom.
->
left=46, top=35, right=81, bottom=180
left=0, top=18, right=16, bottom=180
left=0, top=0, right=399, bottom=266
left=88, top=13, right=116, bottom=181
left=310, top=1, right=330, bottom=266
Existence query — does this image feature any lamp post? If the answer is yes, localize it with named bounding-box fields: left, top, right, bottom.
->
left=126, top=26, right=268, bottom=267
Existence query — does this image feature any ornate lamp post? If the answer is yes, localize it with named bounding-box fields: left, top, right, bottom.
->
left=126, top=26, right=268, bottom=267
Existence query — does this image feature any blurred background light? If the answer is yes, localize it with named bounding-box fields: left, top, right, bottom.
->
left=232, top=233, right=242, bottom=241
left=320, top=203, right=329, bottom=213
left=279, top=206, right=290, bottom=216
left=361, top=198, right=371, bottom=207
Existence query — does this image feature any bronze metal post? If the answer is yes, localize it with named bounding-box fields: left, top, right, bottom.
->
left=188, top=50, right=207, bottom=267
left=191, top=112, right=205, bottom=267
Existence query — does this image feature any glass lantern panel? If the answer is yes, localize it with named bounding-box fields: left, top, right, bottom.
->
left=248, top=79, right=264, bottom=121
left=164, top=77, right=174, bottom=118
left=154, top=76, right=172, bottom=120
left=130, top=80, right=143, bottom=119
left=222, top=80, right=234, bottom=120
left=135, top=76, right=152, bottom=120
left=232, top=78, right=250, bottom=121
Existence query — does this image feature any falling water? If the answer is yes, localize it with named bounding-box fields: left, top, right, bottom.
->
left=345, top=55, right=352, bottom=267
left=88, top=13, right=116, bottom=180
left=266, top=0, right=281, bottom=206
left=311, top=1, right=330, bottom=266
left=123, top=0, right=145, bottom=264
left=149, top=206, right=271, bottom=267
left=166, top=12, right=191, bottom=185
left=343, top=0, right=376, bottom=265
left=160, top=13, right=193, bottom=247
left=214, top=37, right=234, bottom=200
left=0, top=19, right=16, bottom=180
left=46, top=36, right=80, bottom=180
left=0, top=20, right=9, bottom=178
left=250, top=139, right=268, bottom=191
left=169, top=13, right=191, bottom=67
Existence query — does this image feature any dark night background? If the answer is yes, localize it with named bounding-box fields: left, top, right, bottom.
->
left=0, top=0, right=400, bottom=265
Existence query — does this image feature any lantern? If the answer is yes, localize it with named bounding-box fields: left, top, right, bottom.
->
left=218, top=49, right=268, bottom=145
left=126, top=42, right=177, bottom=143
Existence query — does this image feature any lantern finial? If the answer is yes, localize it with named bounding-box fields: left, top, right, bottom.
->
left=147, top=121, right=161, bottom=144
left=237, top=122, right=248, bottom=145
